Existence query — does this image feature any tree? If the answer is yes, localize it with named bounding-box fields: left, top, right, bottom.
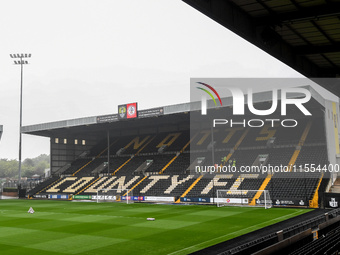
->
left=0, top=154, right=50, bottom=178
left=0, top=159, right=18, bottom=178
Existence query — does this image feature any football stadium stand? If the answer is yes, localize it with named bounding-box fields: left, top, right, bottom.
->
left=19, top=84, right=340, bottom=254
left=21, top=85, right=338, bottom=211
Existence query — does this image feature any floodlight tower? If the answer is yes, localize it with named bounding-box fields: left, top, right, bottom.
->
left=10, top=53, right=31, bottom=187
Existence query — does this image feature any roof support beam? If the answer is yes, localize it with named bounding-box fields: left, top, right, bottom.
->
left=182, top=0, right=323, bottom=76
left=255, top=3, right=340, bottom=26
left=182, top=0, right=340, bottom=95
left=295, top=43, right=340, bottom=55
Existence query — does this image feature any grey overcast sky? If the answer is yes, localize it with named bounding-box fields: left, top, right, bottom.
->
left=0, top=0, right=336, bottom=160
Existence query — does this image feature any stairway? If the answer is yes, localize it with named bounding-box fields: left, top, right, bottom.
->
left=330, top=178, right=340, bottom=193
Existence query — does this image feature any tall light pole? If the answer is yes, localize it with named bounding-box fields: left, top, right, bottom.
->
left=10, top=53, right=31, bottom=188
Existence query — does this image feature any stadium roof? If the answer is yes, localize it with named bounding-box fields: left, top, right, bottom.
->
left=182, top=0, right=340, bottom=96
left=22, top=85, right=324, bottom=138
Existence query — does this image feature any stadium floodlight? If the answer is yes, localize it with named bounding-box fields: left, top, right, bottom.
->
left=10, top=53, right=31, bottom=187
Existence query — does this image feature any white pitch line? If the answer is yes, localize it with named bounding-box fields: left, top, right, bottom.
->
left=167, top=210, right=304, bottom=255
left=0, top=209, right=146, bottom=220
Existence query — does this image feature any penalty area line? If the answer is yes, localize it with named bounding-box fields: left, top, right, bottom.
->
left=167, top=210, right=304, bottom=255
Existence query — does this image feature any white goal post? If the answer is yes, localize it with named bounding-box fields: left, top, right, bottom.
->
left=96, top=189, right=133, bottom=204
left=216, top=189, right=272, bottom=209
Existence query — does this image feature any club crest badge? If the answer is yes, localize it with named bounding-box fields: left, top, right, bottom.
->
left=118, top=106, right=127, bottom=119
left=329, top=198, right=338, bottom=208
left=128, top=105, right=136, bottom=117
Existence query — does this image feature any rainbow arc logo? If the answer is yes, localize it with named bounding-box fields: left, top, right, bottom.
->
left=196, top=82, right=222, bottom=115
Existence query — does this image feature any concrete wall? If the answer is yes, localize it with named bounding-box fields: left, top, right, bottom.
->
left=324, top=100, right=340, bottom=183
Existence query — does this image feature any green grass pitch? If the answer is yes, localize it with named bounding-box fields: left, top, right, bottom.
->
left=0, top=200, right=310, bottom=255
